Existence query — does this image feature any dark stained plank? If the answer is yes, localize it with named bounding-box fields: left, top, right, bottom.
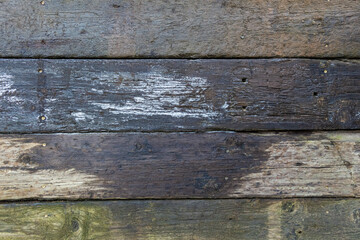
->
left=1, top=59, right=359, bottom=133
left=0, top=0, right=359, bottom=58
left=1, top=199, right=360, bottom=239
left=0, top=131, right=359, bottom=200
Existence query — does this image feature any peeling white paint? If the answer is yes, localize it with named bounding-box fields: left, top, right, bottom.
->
left=91, top=88, right=104, bottom=94
left=89, top=71, right=219, bottom=118
left=0, top=73, right=14, bottom=96
left=221, top=102, right=229, bottom=109
left=356, top=112, right=360, bottom=120
left=0, top=73, right=21, bottom=102
left=71, top=112, right=94, bottom=122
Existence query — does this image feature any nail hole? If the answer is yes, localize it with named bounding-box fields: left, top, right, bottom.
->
left=38, top=69, right=43, bottom=73
left=41, top=39, right=46, bottom=45
left=295, top=162, right=304, bottom=166
left=313, top=92, right=318, bottom=96
left=296, top=230, right=303, bottom=234
left=242, top=78, right=247, bottom=83
left=242, top=106, right=247, bottom=110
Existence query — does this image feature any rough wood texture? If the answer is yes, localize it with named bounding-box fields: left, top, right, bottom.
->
left=0, top=0, right=359, bottom=58
left=1, top=59, right=359, bottom=133
left=0, top=131, right=359, bottom=200
left=0, top=199, right=360, bottom=239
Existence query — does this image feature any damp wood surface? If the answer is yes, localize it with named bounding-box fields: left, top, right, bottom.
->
left=0, top=0, right=359, bottom=58
left=0, top=199, right=360, bottom=239
left=0, top=58, right=359, bottom=133
left=0, top=131, right=359, bottom=200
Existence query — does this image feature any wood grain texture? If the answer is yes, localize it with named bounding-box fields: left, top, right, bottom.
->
left=1, top=59, right=359, bottom=133
left=0, top=0, right=359, bottom=58
left=0, top=131, right=359, bottom=200
left=1, top=199, right=360, bottom=239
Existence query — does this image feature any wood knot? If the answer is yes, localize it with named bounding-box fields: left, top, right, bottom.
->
left=71, top=218, right=80, bottom=232
left=282, top=201, right=295, bottom=213
left=353, top=209, right=360, bottom=224
left=344, top=161, right=352, bottom=168
left=135, top=142, right=143, bottom=151
left=17, top=154, right=33, bottom=164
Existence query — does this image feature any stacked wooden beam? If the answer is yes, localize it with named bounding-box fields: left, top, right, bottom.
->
left=0, top=0, right=359, bottom=239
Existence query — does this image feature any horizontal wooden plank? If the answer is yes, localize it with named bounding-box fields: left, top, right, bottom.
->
left=0, top=0, right=359, bottom=58
left=1, top=199, right=360, bottom=239
left=1, top=59, right=359, bottom=133
left=1, top=131, right=359, bottom=200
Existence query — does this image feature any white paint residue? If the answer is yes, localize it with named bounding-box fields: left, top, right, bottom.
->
left=356, top=112, right=360, bottom=120
left=0, top=73, right=21, bottom=102
left=90, top=71, right=219, bottom=118
left=91, top=88, right=104, bottom=94
left=71, top=112, right=94, bottom=122
left=222, top=102, right=229, bottom=109
left=0, top=73, right=14, bottom=96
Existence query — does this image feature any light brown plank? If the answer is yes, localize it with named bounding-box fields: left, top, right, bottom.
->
left=0, top=131, right=359, bottom=200
left=0, top=0, right=359, bottom=58
left=0, top=199, right=360, bottom=239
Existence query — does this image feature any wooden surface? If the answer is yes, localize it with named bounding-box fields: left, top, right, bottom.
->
left=0, top=199, right=359, bottom=239
left=1, top=59, right=359, bottom=133
left=0, top=131, right=359, bottom=200
left=0, top=0, right=359, bottom=58
left=1, top=0, right=359, bottom=238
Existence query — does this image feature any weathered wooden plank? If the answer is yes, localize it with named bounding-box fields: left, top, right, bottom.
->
left=0, top=199, right=360, bottom=239
left=0, top=0, right=359, bottom=58
left=0, top=131, right=359, bottom=200
left=1, top=59, right=359, bottom=133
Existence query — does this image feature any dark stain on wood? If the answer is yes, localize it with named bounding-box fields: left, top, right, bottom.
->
left=0, top=131, right=359, bottom=200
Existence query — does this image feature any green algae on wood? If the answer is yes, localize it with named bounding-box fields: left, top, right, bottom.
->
left=0, top=203, right=111, bottom=240
left=1, top=199, right=360, bottom=239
